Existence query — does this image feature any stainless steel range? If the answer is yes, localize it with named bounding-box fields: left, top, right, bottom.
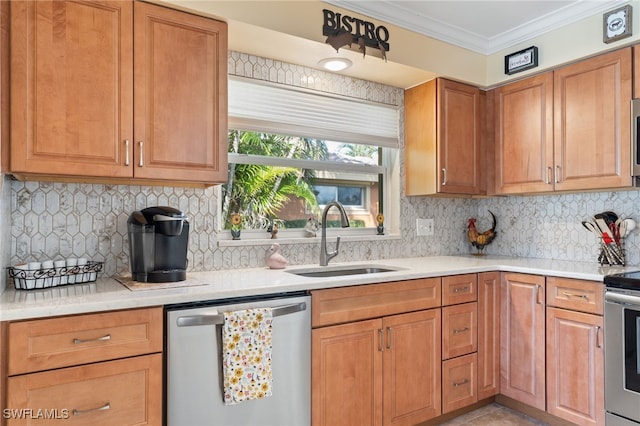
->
left=604, top=272, right=640, bottom=425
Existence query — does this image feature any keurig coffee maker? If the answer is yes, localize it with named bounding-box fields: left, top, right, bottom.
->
left=128, top=206, right=189, bottom=282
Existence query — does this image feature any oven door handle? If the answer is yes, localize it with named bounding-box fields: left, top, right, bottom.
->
left=605, top=291, right=640, bottom=306
left=176, top=302, right=307, bottom=327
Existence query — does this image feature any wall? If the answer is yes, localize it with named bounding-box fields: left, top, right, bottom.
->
left=166, top=0, right=640, bottom=88
left=486, top=1, right=640, bottom=87
left=3, top=51, right=640, bottom=293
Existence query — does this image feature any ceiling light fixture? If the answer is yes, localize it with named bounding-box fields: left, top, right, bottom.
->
left=318, top=57, right=352, bottom=72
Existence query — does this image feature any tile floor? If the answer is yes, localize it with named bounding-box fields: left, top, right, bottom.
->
left=440, top=403, right=548, bottom=425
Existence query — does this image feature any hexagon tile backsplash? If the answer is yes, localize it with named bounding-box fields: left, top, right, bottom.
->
left=9, top=177, right=640, bottom=284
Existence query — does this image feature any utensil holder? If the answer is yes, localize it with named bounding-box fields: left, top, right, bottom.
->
left=598, top=240, right=626, bottom=266
left=8, top=261, right=104, bottom=291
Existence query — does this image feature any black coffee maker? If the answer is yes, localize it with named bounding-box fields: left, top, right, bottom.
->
left=127, top=206, right=189, bottom=283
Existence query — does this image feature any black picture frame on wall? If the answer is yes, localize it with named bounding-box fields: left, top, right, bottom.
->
left=504, top=46, right=539, bottom=75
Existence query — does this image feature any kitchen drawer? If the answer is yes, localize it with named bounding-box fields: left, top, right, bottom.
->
left=311, top=278, right=441, bottom=327
left=6, top=354, right=162, bottom=425
left=442, top=274, right=477, bottom=306
left=7, top=307, right=163, bottom=375
left=546, top=277, right=603, bottom=315
left=442, top=302, right=477, bottom=359
left=442, top=353, right=477, bottom=414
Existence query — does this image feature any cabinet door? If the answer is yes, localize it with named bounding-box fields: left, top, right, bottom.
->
left=404, top=78, right=482, bottom=196
left=312, top=318, right=383, bottom=426
left=437, top=79, right=482, bottom=195
left=500, top=273, right=545, bottom=410
left=546, top=307, right=604, bottom=426
left=6, top=354, right=162, bottom=426
left=10, top=0, right=133, bottom=177
left=382, top=309, right=441, bottom=426
left=494, top=73, right=554, bottom=194
left=404, top=80, right=437, bottom=196
left=477, top=271, right=500, bottom=399
left=133, top=2, right=228, bottom=183
left=554, top=48, right=631, bottom=191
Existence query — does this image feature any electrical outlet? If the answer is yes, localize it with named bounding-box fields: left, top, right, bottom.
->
left=416, top=218, right=434, bottom=236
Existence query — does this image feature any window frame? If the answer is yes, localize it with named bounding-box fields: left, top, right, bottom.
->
left=219, top=77, right=401, bottom=244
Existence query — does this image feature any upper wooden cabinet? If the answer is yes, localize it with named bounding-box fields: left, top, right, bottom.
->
left=405, top=78, right=483, bottom=196
left=495, top=48, right=632, bottom=194
left=494, top=72, right=554, bottom=194
left=10, top=0, right=228, bottom=186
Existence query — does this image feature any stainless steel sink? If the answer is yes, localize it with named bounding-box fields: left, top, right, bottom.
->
left=287, top=264, right=402, bottom=278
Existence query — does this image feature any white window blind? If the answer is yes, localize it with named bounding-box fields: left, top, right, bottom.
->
left=228, top=77, right=399, bottom=148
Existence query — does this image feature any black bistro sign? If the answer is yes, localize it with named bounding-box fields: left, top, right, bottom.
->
left=322, top=9, right=390, bottom=52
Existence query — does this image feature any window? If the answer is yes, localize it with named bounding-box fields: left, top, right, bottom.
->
left=222, top=77, right=399, bottom=239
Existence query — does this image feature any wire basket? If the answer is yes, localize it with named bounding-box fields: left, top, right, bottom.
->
left=8, top=261, right=104, bottom=290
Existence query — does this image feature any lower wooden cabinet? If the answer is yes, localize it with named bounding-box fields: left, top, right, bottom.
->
left=312, top=318, right=383, bottom=426
left=546, top=307, right=604, bottom=426
left=382, top=310, right=441, bottom=426
left=2, top=307, right=163, bottom=426
left=6, top=354, right=162, bottom=426
left=442, top=353, right=477, bottom=414
left=477, top=271, right=500, bottom=399
left=500, top=273, right=546, bottom=410
left=312, top=309, right=442, bottom=426
left=546, top=277, right=605, bottom=426
left=442, top=302, right=477, bottom=360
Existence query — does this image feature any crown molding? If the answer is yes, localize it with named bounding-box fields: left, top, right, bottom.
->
left=325, top=0, right=625, bottom=55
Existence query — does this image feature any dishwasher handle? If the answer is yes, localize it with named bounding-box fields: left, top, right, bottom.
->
left=176, top=301, right=307, bottom=327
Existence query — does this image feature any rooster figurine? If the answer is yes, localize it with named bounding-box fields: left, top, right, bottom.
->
left=266, top=243, right=288, bottom=269
left=467, top=211, right=497, bottom=255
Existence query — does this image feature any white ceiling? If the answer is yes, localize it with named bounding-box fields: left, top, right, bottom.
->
left=325, top=0, right=623, bottom=54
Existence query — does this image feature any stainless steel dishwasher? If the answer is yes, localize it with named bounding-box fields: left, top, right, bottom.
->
left=165, top=292, right=311, bottom=426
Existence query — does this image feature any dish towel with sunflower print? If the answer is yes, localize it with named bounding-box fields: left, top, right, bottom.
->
left=222, top=307, right=273, bottom=405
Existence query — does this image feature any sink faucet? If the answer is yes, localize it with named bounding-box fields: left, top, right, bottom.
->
left=320, top=201, right=350, bottom=266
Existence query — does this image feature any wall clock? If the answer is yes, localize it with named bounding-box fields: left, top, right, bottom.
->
left=603, top=5, right=632, bottom=44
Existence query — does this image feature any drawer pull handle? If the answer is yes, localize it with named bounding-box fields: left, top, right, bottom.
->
left=536, top=284, right=542, bottom=304
left=453, top=379, right=469, bottom=387
left=139, top=141, right=144, bottom=167
left=378, top=329, right=384, bottom=352
left=442, top=168, right=447, bottom=186
left=386, top=327, right=392, bottom=350
left=73, top=334, right=111, bottom=345
left=453, top=286, right=469, bottom=293
left=453, top=327, right=469, bottom=334
left=562, top=291, right=588, bottom=300
left=595, top=325, right=602, bottom=348
left=73, top=402, right=110, bottom=416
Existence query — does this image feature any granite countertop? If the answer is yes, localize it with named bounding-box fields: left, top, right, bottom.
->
left=1, top=255, right=637, bottom=321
